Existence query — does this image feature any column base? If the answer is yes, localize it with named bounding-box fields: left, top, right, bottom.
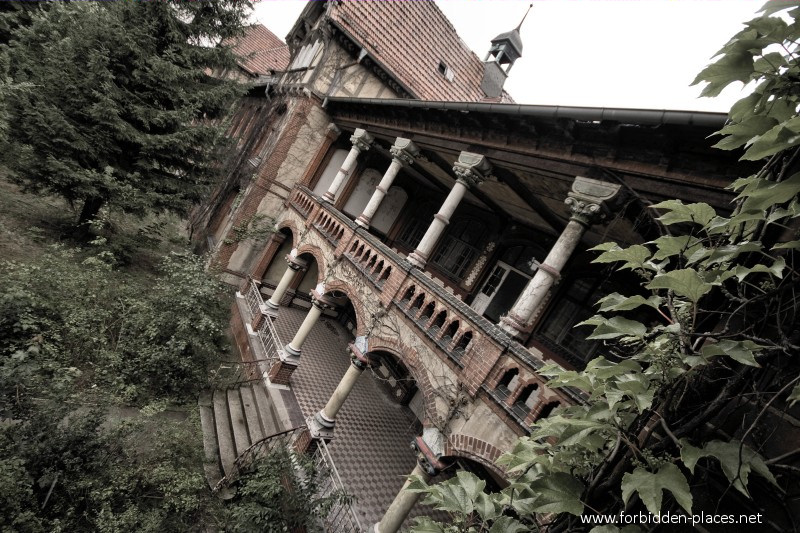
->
left=283, top=343, right=301, bottom=358
left=262, top=300, right=280, bottom=320
left=322, top=192, right=335, bottom=203
left=407, top=251, right=427, bottom=269
left=499, top=312, right=526, bottom=339
left=308, top=410, right=336, bottom=440
left=355, top=214, right=371, bottom=228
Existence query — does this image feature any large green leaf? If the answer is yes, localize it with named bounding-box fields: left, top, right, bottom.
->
left=760, top=0, right=800, bottom=16
left=680, top=439, right=777, bottom=496
left=581, top=316, right=647, bottom=340
left=649, top=235, right=701, bottom=261
left=692, top=51, right=755, bottom=97
left=650, top=200, right=717, bottom=227
left=488, top=516, right=529, bottom=533
left=700, top=339, right=762, bottom=367
left=743, top=122, right=800, bottom=160
left=621, top=463, right=693, bottom=515
left=591, top=243, right=652, bottom=270
left=410, top=517, right=447, bottom=533
left=789, top=382, right=800, bottom=407
left=527, top=472, right=585, bottom=515
left=597, top=293, right=662, bottom=313
left=646, top=269, right=713, bottom=303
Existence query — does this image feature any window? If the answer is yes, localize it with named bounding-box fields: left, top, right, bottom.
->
left=432, top=218, right=486, bottom=281
left=537, top=277, right=601, bottom=365
left=397, top=202, right=437, bottom=249
left=438, top=61, right=455, bottom=82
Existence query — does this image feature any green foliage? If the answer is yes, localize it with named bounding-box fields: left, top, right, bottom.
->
left=0, top=245, right=228, bottom=408
left=413, top=3, right=800, bottom=531
left=1, top=1, right=249, bottom=229
left=225, top=448, right=351, bottom=533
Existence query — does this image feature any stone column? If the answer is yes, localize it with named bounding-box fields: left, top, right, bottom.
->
left=500, top=176, right=621, bottom=337
left=356, top=138, right=419, bottom=229
left=264, top=250, right=307, bottom=315
left=407, top=152, right=491, bottom=268
left=372, top=435, right=447, bottom=533
left=310, top=338, right=376, bottom=439
left=283, top=290, right=337, bottom=358
left=322, top=128, right=374, bottom=203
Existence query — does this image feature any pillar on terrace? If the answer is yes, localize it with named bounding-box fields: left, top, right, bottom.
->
left=322, top=128, right=374, bottom=204
left=407, top=152, right=491, bottom=268
left=500, top=176, right=622, bottom=338
left=283, top=289, right=338, bottom=358
left=264, top=249, right=307, bottom=317
left=371, top=433, right=447, bottom=533
left=309, top=337, right=377, bottom=439
left=356, top=138, right=419, bottom=229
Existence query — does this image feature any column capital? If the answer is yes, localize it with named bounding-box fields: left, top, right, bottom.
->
left=311, top=290, right=339, bottom=311
left=286, top=255, right=308, bottom=272
left=326, top=123, right=342, bottom=140
left=412, top=435, right=447, bottom=476
left=565, top=176, right=622, bottom=226
left=349, top=338, right=379, bottom=370
left=350, top=128, right=374, bottom=153
left=452, top=151, right=491, bottom=189
left=389, top=138, right=419, bottom=166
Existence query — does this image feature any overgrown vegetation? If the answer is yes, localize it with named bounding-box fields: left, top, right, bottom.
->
left=411, top=3, right=800, bottom=532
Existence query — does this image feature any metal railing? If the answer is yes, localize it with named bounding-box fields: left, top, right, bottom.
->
left=243, top=277, right=263, bottom=319
left=313, top=438, right=363, bottom=532
left=209, top=360, right=271, bottom=390
left=242, top=277, right=284, bottom=376
left=213, top=426, right=308, bottom=493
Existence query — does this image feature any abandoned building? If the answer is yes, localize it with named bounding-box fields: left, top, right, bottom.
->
left=191, top=2, right=751, bottom=531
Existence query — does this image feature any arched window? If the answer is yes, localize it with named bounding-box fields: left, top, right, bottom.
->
left=454, top=331, right=473, bottom=356
left=400, top=286, right=416, bottom=306
left=429, top=311, right=447, bottom=335
left=441, top=321, right=459, bottom=346
left=495, top=368, right=519, bottom=399
left=512, top=384, right=539, bottom=419
left=537, top=401, right=560, bottom=421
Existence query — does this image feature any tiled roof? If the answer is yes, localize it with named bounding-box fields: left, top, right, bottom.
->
left=328, top=1, right=499, bottom=102
left=233, top=25, right=290, bottom=76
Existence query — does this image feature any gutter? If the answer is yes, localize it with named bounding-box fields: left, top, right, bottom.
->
left=325, top=97, right=728, bottom=128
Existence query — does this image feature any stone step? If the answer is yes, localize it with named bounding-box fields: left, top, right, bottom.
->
left=239, top=385, right=266, bottom=444
left=226, top=389, right=251, bottom=458
left=212, top=390, right=237, bottom=478
left=251, top=381, right=283, bottom=437
left=198, top=392, right=223, bottom=490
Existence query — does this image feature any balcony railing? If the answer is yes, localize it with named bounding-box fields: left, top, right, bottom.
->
left=286, top=186, right=583, bottom=423
left=313, top=438, right=363, bottom=532
left=242, top=279, right=285, bottom=375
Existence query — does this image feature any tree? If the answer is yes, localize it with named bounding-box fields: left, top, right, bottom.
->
left=1, top=1, right=249, bottom=235
left=410, top=3, right=800, bottom=532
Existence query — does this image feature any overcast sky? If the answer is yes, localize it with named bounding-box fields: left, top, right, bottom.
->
left=252, top=0, right=761, bottom=113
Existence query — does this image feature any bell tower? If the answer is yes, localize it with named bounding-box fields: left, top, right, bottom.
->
left=481, top=4, right=530, bottom=98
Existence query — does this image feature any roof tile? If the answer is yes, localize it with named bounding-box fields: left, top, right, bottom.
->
left=233, top=24, right=290, bottom=76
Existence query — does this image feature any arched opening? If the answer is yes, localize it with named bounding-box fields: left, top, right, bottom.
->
left=512, top=384, right=539, bottom=420
left=400, top=286, right=416, bottom=306
left=369, top=350, right=421, bottom=426
left=537, top=401, right=560, bottom=421
left=419, top=302, right=436, bottom=324
left=429, top=310, right=447, bottom=335
left=495, top=368, right=519, bottom=400
left=294, top=252, right=320, bottom=299
left=410, top=294, right=425, bottom=314
left=453, top=331, right=473, bottom=356
left=441, top=321, right=459, bottom=347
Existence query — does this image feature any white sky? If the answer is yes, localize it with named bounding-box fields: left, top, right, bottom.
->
left=252, top=0, right=762, bottom=113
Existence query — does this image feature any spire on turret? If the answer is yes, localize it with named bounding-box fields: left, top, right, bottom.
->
left=481, top=4, right=530, bottom=98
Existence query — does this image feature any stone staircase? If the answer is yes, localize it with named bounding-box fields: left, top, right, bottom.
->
left=199, top=381, right=285, bottom=496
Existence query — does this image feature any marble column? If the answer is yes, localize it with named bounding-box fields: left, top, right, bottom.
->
left=407, top=152, right=491, bottom=268
left=264, top=250, right=307, bottom=315
left=500, top=176, right=622, bottom=337
left=372, top=435, right=446, bottom=533
left=322, top=128, right=374, bottom=204
left=310, top=338, right=376, bottom=439
left=283, top=290, right=337, bottom=359
left=356, top=138, right=419, bottom=228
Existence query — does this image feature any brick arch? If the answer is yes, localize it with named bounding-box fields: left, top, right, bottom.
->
left=367, top=337, right=440, bottom=429
left=275, top=219, right=299, bottom=249
left=295, top=243, right=327, bottom=284
left=444, top=434, right=507, bottom=478
left=320, top=278, right=367, bottom=337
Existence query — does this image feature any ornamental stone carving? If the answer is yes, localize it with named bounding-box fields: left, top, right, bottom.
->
left=389, top=138, right=419, bottom=166
left=565, top=176, right=622, bottom=226
left=350, top=128, right=374, bottom=152
left=452, top=152, right=492, bottom=189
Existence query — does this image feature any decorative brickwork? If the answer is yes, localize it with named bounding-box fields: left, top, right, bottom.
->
left=268, top=359, right=299, bottom=386
left=215, top=97, right=314, bottom=271
left=445, top=434, right=506, bottom=477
